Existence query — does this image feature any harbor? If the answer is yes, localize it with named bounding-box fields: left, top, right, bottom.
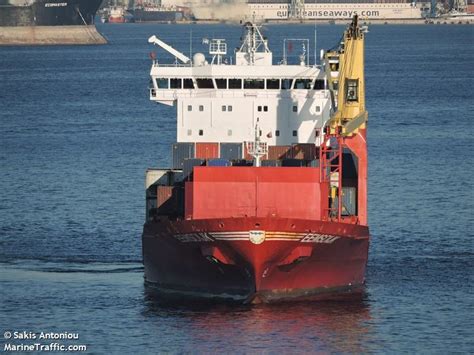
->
left=0, top=6, right=473, bottom=355
left=96, top=0, right=474, bottom=24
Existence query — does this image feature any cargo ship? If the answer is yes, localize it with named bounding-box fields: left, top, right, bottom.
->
left=0, top=0, right=102, bottom=26
left=143, top=16, right=370, bottom=303
left=128, top=0, right=187, bottom=22
left=160, top=0, right=431, bottom=21
left=107, top=5, right=134, bottom=23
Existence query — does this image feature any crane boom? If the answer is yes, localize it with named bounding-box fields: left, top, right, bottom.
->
left=148, top=35, right=191, bottom=64
left=324, top=15, right=368, bottom=137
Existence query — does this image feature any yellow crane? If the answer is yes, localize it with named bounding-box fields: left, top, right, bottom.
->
left=324, top=15, right=368, bottom=137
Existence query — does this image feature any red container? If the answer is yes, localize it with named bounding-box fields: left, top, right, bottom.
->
left=187, top=166, right=322, bottom=220
left=268, top=145, right=292, bottom=160
left=157, top=186, right=179, bottom=215
left=195, top=143, right=219, bottom=159
left=184, top=181, right=193, bottom=219
left=291, top=144, right=318, bottom=160
left=244, top=144, right=268, bottom=160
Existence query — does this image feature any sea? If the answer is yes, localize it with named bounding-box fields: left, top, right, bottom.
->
left=0, top=23, right=473, bottom=353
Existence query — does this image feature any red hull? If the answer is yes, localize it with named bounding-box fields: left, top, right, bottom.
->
left=108, top=16, right=126, bottom=23
left=142, top=217, right=369, bottom=303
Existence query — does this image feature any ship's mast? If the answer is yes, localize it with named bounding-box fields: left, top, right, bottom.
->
left=238, top=22, right=270, bottom=66
left=452, top=0, right=467, bottom=12
left=246, top=119, right=268, bottom=168
left=289, top=0, right=305, bottom=20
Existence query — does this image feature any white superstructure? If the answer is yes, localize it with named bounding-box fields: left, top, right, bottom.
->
left=149, top=22, right=333, bottom=146
left=149, top=23, right=332, bottom=145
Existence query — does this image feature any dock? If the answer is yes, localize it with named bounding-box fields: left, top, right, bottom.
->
left=0, top=25, right=107, bottom=46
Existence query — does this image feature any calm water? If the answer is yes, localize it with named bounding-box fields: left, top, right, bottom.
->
left=1, top=23, right=473, bottom=353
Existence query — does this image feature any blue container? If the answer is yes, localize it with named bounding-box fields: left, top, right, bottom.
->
left=207, top=158, right=231, bottom=167
left=220, top=143, right=243, bottom=160
left=183, top=158, right=205, bottom=181
left=342, top=186, right=357, bottom=216
left=281, top=159, right=305, bottom=167
left=172, top=143, right=195, bottom=169
left=232, top=159, right=253, bottom=166
left=261, top=160, right=281, bottom=167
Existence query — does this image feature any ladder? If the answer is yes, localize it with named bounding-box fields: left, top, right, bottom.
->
left=320, top=129, right=343, bottom=222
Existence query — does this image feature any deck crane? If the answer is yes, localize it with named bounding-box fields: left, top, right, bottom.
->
left=324, top=15, right=368, bottom=137
left=320, top=15, right=368, bottom=224
left=148, top=35, right=191, bottom=64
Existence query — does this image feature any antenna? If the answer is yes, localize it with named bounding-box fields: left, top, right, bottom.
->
left=245, top=117, right=268, bottom=167
left=189, top=29, right=192, bottom=62
left=314, top=24, right=317, bottom=66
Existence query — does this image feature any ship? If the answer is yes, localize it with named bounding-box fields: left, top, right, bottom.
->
left=128, top=0, right=187, bottom=22
left=142, top=16, right=370, bottom=303
left=159, top=0, right=431, bottom=21
left=107, top=5, right=134, bottom=22
left=435, top=0, right=474, bottom=23
left=0, top=0, right=103, bottom=26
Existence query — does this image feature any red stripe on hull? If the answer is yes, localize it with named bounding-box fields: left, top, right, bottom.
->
left=142, top=217, right=369, bottom=303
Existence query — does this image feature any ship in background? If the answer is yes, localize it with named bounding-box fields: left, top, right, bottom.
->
left=143, top=17, right=370, bottom=303
left=0, top=0, right=103, bottom=26
left=160, top=0, right=432, bottom=21
left=436, top=0, right=474, bottom=21
left=129, top=0, right=189, bottom=22
left=99, top=0, right=190, bottom=23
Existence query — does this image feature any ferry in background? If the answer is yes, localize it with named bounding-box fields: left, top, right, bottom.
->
left=160, top=0, right=432, bottom=21
left=0, top=0, right=102, bottom=26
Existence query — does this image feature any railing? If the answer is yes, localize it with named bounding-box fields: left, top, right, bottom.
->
left=151, top=61, right=192, bottom=68
left=149, top=88, right=330, bottom=100
left=151, top=60, right=323, bottom=69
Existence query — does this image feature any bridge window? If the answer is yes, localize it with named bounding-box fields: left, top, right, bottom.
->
left=244, top=79, right=265, bottom=89
left=183, top=79, right=194, bottom=89
left=294, top=79, right=312, bottom=89
left=314, top=79, right=325, bottom=90
left=266, top=79, right=280, bottom=89
left=281, top=79, right=293, bottom=90
left=156, top=78, right=168, bottom=89
left=228, top=79, right=242, bottom=89
left=170, top=78, right=182, bottom=89
left=215, top=79, right=227, bottom=89
left=346, top=79, right=359, bottom=102
left=196, top=79, right=214, bottom=89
